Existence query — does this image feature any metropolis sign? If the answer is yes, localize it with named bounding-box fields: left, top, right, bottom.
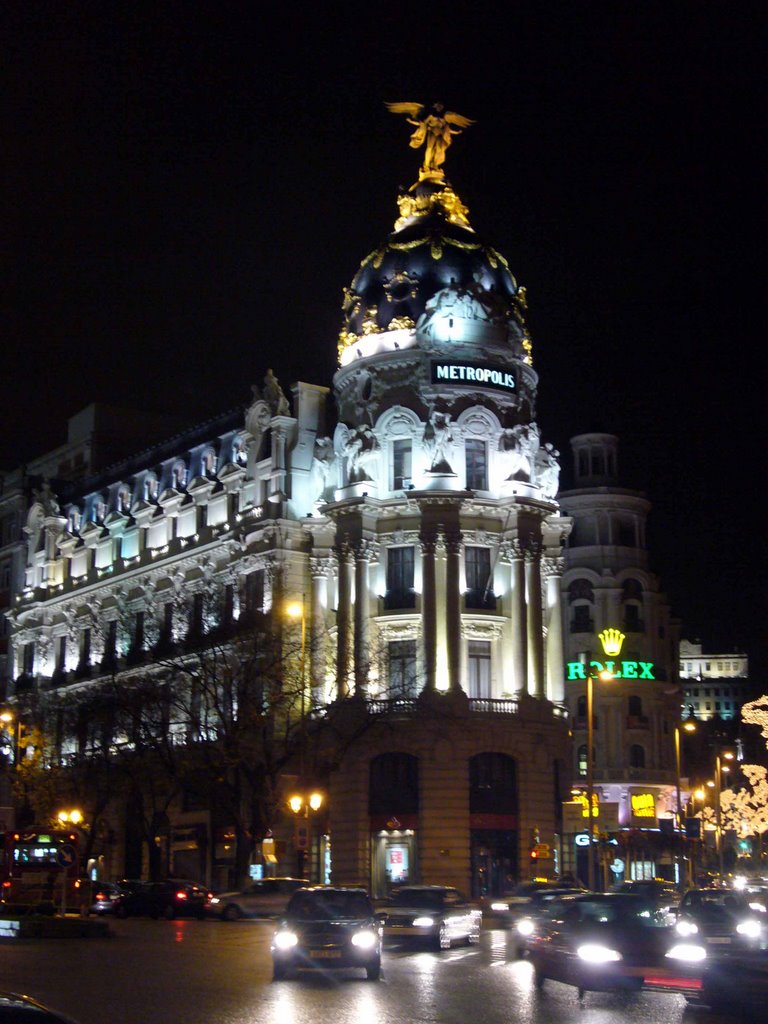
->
left=431, top=359, right=516, bottom=392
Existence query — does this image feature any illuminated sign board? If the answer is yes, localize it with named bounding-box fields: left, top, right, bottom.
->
left=431, top=360, right=516, bottom=393
left=566, top=627, right=656, bottom=680
left=630, top=792, right=656, bottom=818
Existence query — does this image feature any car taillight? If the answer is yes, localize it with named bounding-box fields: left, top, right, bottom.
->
left=95, top=892, right=106, bottom=901
left=176, top=891, right=187, bottom=900
left=2, top=881, right=10, bottom=889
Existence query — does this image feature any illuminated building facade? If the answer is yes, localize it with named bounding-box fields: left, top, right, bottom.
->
left=679, top=639, right=750, bottom=722
left=558, top=433, right=683, bottom=882
left=7, top=144, right=573, bottom=895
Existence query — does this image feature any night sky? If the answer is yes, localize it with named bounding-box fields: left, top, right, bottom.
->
left=3, top=5, right=766, bottom=667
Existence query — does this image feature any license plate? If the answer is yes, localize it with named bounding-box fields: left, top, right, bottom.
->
left=310, top=950, right=341, bottom=958
left=708, top=936, right=731, bottom=944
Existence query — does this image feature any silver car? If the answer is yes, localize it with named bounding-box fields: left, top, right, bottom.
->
left=205, top=877, right=307, bottom=921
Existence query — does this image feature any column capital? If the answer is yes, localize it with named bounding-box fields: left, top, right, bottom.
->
left=541, top=555, right=566, bottom=579
left=443, top=529, right=463, bottom=556
left=500, top=539, right=525, bottom=562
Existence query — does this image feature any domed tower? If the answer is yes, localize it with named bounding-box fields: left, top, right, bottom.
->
left=321, top=109, right=572, bottom=897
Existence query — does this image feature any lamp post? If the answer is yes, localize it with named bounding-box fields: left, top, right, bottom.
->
left=286, top=598, right=307, bottom=719
left=674, top=719, right=696, bottom=885
left=714, top=750, right=734, bottom=879
left=288, top=791, right=323, bottom=881
left=584, top=664, right=614, bottom=892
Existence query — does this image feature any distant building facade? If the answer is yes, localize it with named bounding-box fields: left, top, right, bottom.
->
left=558, top=433, right=683, bottom=882
left=679, top=639, right=750, bottom=721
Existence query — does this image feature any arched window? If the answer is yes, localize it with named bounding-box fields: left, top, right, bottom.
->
left=569, top=579, right=594, bottom=602
left=469, top=752, right=517, bottom=815
left=628, top=695, right=643, bottom=718
left=629, top=744, right=645, bottom=768
left=577, top=744, right=588, bottom=777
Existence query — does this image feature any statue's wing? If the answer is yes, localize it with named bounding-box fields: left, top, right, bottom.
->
left=385, top=102, right=425, bottom=117
left=444, top=111, right=475, bottom=128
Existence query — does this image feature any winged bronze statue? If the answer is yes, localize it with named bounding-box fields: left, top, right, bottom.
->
left=386, top=102, right=475, bottom=177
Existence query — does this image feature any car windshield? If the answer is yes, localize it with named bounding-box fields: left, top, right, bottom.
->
left=390, top=889, right=447, bottom=909
left=689, top=893, right=750, bottom=913
left=287, top=891, right=371, bottom=920
left=558, top=896, right=671, bottom=928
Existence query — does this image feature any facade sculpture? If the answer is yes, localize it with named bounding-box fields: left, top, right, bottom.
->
left=386, top=102, right=474, bottom=177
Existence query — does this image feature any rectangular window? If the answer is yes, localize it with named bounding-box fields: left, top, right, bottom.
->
left=22, top=642, right=35, bottom=675
left=388, top=640, right=418, bottom=698
left=56, top=636, right=67, bottom=672
left=465, top=546, right=495, bottom=609
left=465, top=439, right=487, bottom=490
left=79, top=628, right=91, bottom=668
left=467, top=640, right=492, bottom=698
left=385, top=547, right=415, bottom=609
left=392, top=440, right=412, bottom=490
left=190, top=593, right=204, bottom=637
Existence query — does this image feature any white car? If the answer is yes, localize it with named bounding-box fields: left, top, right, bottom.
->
left=205, top=877, right=307, bottom=921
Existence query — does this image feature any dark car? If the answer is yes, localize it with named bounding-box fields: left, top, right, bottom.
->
left=87, top=880, right=129, bottom=916
left=675, top=887, right=767, bottom=952
left=512, top=889, right=589, bottom=957
left=611, top=879, right=680, bottom=917
left=527, top=892, right=707, bottom=1000
left=484, top=879, right=586, bottom=926
left=381, top=885, right=482, bottom=950
left=0, top=992, right=81, bottom=1022
left=114, top=879, right=209, bottom=919
left=698, top=947, right=768, bottom=1018
left=204, top=877, right=307, bottom=921
left=271, top=887, right=383, bottom=980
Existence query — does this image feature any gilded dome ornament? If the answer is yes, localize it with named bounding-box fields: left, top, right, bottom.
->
left=386, top=102, right=474, bottom=181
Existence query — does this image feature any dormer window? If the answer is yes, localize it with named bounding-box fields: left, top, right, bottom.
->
left=172, top=462, right=187, bottom=490
left=202, top=449, right=217, bottom=477
left=117, top=487, right=132, bottom=513
left=67, top=507, right=81, bottom=533
left=95, top=500, right=107, bottom=524
left=145, top=475, right=159, bottom=502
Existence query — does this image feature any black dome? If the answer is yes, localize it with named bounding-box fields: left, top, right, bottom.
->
left=338, top=179, right=529, bottom=362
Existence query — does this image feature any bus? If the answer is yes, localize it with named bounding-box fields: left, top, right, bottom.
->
left=0, top=829, right=81, bottom=913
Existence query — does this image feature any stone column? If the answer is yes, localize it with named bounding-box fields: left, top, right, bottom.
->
left=508, top=541, right=527, bottom=693
left=444, top=530, right=463, bottom=692
left=353, top=541, right=375, bottom=696
left=419, top=530, right=438, bottom=692
left=543, top=556, right=566, bottom=704
left=310, top=557, right=329, bottom=705
left=335, top=543, right=353, bottom=699
left=525, top=544, right=544, bottom=699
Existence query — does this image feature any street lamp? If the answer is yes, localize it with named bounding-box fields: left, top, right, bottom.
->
left=285, top=598, right=307, bottom=714
left=288, top=791, right=323, bottom=881
left=674, top=719, right=696, bottom=884
left=584, top=664, right=614, bottom=892
left=715, top=750, right=735, bottom=879
left=0, top=712, right=22, bottom=768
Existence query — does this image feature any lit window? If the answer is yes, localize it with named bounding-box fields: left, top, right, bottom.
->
left=465, top=439, right=487, bottom=490
left=467, top=640, right=491, bottom=698
left=392, top=440, right=412, bottom=490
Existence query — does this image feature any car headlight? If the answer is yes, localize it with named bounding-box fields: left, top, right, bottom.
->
left=675, top=919, right=699, bottom=937
left=516, top=918, right=535, bottom=937
left=748, top=902, right=767, bottom=914
left=576, top=943, right=622, bottom=963
left=273, top=930, right=298, bottom=950
left=666, top=943, right=707, bottom=963
left=737, top=918, right=763, bottom=938
left=490, top=901, right=509, bottom=912
left=208, top=897, right=220, bottom=905
left=413, top=916, right=434, bottom=927
left=351, top=930, right=378, bottom=949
